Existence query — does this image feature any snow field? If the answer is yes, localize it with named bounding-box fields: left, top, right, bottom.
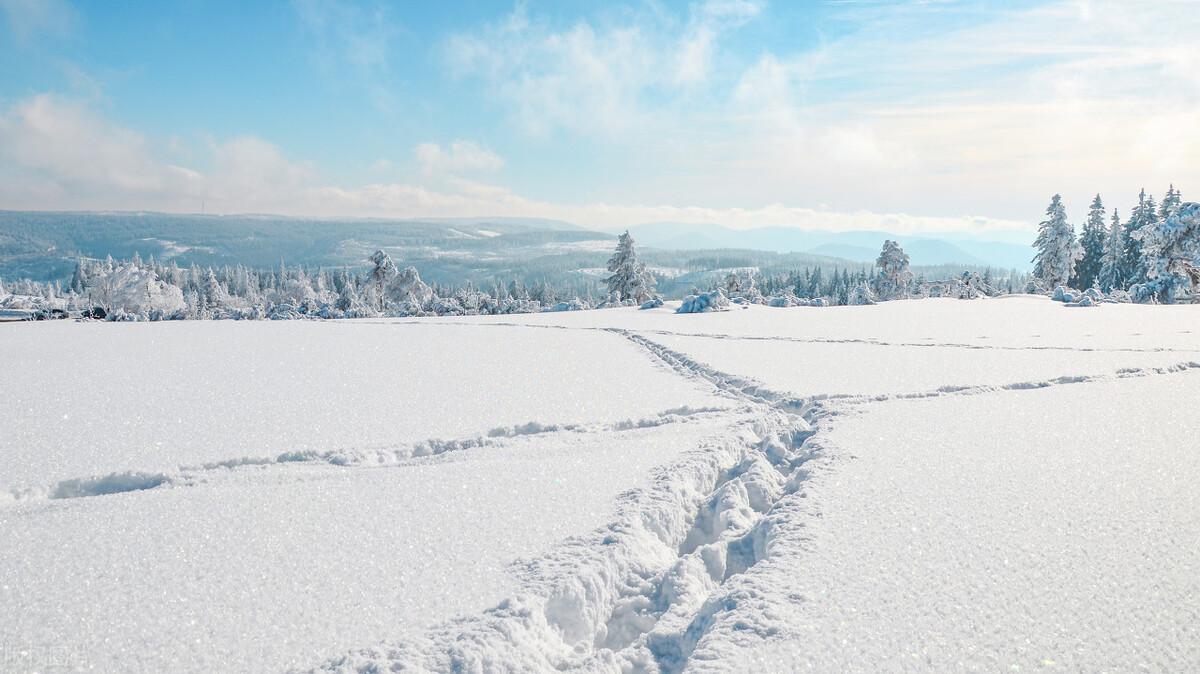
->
left=440, top=296, right=1200, bottom=351
left=3, top=296, right=1200, bottom=673
left=0, top=416, right=737, bottom=674
left=733, top=368, right=1200, bottom=672
left=0, top=320, right=727, bottom=494
left=637, top=332, right=1200, bottom=398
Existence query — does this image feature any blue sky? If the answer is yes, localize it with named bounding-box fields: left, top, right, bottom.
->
left=1, top=0, right=1196, bottom=234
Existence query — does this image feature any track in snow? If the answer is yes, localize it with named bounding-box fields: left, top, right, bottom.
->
left=309, top=327, right=1200, bottom=674
left=310, top=331, right=832, bottom=673
left=1, top=405, right=730, bottom=503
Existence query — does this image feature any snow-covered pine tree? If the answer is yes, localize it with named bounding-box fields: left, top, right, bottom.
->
left=1073, top=194, right=1108, bottom=290
left=605, top=231, right=657, bottom=303
left=203, top=268, right=227, bottom=310
left=873, top=239, right=912, bottom=300
left=848, top=281, right=876, bottom=305
left=366, top=250, right=399, bottom=311
left=1132, top=201, right=1200, bottom=303
left=1031, top=194, right=1077, bottom=289
left=807, top=267, right=823, bottom=298
left=1120, top=189, right=1155, bottom=285
left=70, top=259, right=89, bottom=294
left=335, top=277, right=363, bottom=313
left=1159, top=184, right=1182, bottom=220
left=1097, top=208, right=1124, bottom=291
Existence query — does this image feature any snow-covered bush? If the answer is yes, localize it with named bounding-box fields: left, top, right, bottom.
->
left=724, top=270, right=763, bottom=304
left=638, top=297, right=663, bottom=310
left=1064, top=295, right=1097, bottom=307
left=547, top=298, right=588, bottom=312
left=267, top=304, right=305, bottom=320
left=677, top=289, right=730, bottom=314
left=848, top=282, right=877, bottom=306
left=427, top=297, right=466, bottom=316
left=766, top=294, right=799, bottom=308
left=88, top=264, right=186, bottom=318
left=1023, top=278, right=1049, bottom=295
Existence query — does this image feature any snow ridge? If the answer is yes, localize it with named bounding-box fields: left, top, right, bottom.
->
left=0, top=406, right=729, bottom=503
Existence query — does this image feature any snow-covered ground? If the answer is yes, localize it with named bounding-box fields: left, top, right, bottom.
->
left=1, top=321, right=727, bottom=493
left=2, top=296, right=1198, bottom=673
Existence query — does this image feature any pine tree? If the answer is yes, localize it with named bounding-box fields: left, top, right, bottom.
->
left=1159, top=184, right=1182, bottom=220
left=807, top=267, right=823, bottom=298
left=1120, top=189, right=1155, bottom=285
left=873, top=240, right=912, bottom=300
left=1098, top=209, right=1124, bottom=292
left=1133, top=201, right=1200, bottom=303
left=605, top=231, right=656, bottom=303
left=203, top=268, right=227, bottom=309
left=1031, top=194, right=1077, bottom=288
left=70, top=259, right=89, bottom=293
left=366, top=250, right=399, bottom=311
left=1073, top=194, right=1108, bottom=289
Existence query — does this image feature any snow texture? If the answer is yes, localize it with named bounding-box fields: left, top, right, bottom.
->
left=3, top=295, right=1200, bottom=673
left=0, top=321, right=726, bottom=493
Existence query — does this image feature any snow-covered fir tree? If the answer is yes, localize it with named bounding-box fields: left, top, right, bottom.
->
left=1120, top=189, right=1157, bottom=285
left=1097, top=208, right=1124, bottom=292
left=1132, top=201, right=1200, bottom=303
left=848, top=282, right=877, bottom=305
left=366, top=250, right=399, bottom=312
left=873, top=240, right=912, bottom=300
left=1031, top=194, right=1077, bottom=289
left=69, top=259, right=89, bottom=294
left=605, top=231, right=657, bottom=303
left=1073, top=194, right=1108, bottom=290
left=1159, top=184, right=1182, bottom=220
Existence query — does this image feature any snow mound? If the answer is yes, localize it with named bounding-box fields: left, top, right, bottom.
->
left=546, top=298, right=587, bottom=312
left=677, top=290, right=730, bottom=314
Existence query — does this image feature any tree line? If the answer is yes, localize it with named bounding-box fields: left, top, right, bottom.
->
left=1031, top=186, right=1200, bottom=303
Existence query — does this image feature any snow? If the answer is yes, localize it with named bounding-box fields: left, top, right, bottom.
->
left=732, top=369, right=1200, bottom=672
left=634, top=332, right=1200, bottom=398
left=3, top=295, right=1200, bottom=673
left=0, top=321, right=726, bottom=493
left=0, top=417, right=737, bottom=673
left=452, top=296, right=1200, bottom=351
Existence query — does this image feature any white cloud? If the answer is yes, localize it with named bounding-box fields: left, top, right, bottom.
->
left=293, top=0, right=393, bottom=69
left=0, top=93, right=1027, bottom=236
left=673, top=0, right=762, bottom=86
left=415, top=141, right=504, bottom=175
left=292, top=0, right=400, bottom=111
left=445, top=0, right=759, bottom=136
left=0, top=94, right=196, bottom=198
left=0, top=0, right=76, bottom=42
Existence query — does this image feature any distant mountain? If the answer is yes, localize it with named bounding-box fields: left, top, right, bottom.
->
left=419, top=216, right=584, bottom=232
left=0, top=211, right=611, bottom=283
left=623, top=222, right=1033, bottom=270
left=0, top=211, right=1025, bottom=293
